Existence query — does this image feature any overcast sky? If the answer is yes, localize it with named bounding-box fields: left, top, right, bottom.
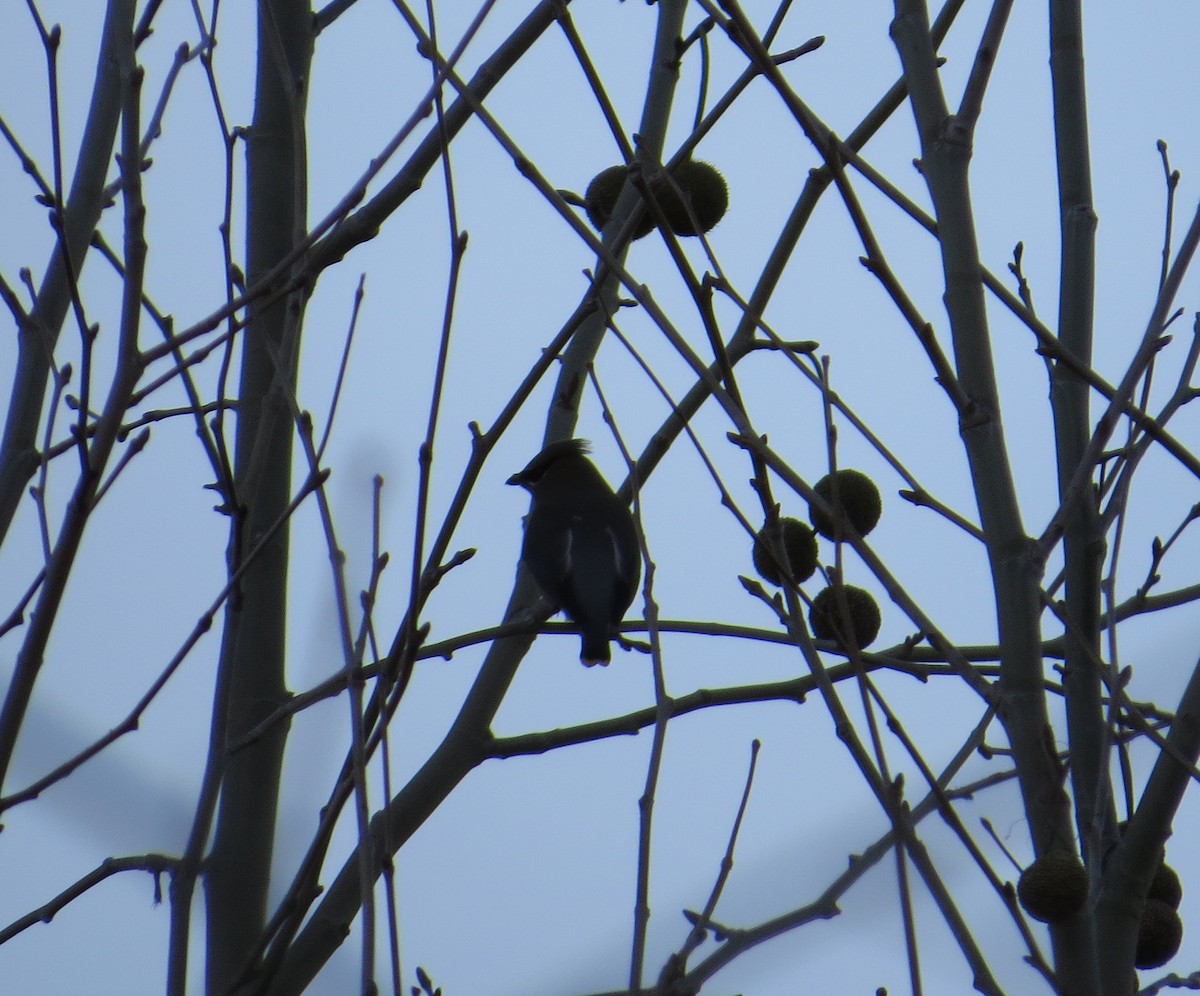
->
left=2, top=2, right=1200, bottom=993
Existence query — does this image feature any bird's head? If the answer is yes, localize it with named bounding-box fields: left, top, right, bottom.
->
left=506, top=439, right=593, bottom=492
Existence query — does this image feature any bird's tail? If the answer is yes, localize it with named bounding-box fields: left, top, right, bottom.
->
left=579, top=627, right=612, bottom=666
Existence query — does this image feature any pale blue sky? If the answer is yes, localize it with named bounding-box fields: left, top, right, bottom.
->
left=1, top=2, right=1199, bottom=993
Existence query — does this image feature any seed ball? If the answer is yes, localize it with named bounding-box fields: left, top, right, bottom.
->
left=1149, top=864, right=1183, bottom=909
left=654, top=160, right=728, bottom=236
left=1016, top=852, right=1088, bottom=924
left=809, top=469, right=882, bottom=540
left=752, top=518, right=818, bottom=586
left=809, top=585, right=881, bottom=649
left=585, top=165, right=654, bottom=239
left=1135, top=897, right=1183, bottom=969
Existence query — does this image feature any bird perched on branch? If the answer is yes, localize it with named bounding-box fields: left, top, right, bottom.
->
left=508, top=439, right=640, bottom=665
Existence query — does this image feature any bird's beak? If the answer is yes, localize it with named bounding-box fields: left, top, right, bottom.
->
left=506, top=473, right=524, bottom=488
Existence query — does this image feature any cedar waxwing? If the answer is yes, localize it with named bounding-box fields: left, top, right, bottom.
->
left=507, top=439, right=640, bottom=665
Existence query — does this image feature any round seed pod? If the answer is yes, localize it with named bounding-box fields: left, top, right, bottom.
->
left=1149, top=863, right=1183, bottom=909
left=752, top=518, right=818, bottom=586
left=585, top=165, right=654, bottom=239
left=809, top=584, right=881, bottom=649
left=1135, top=897, right=1183, bottom=969
left=809, top=469, right=882, bottom=540
left=1017, top=852, right=1088, bottom=924
left=655, top=160, right=728, bottom=236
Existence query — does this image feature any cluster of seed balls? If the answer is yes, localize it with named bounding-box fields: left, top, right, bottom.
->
left=584, top=161, right=729, bottom=238
left=750, top=469, right=883, bottom=650
left=1017, top=843, right=1183, bottom=970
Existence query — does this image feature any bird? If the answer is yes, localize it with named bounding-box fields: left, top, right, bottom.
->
left=508, top=439, right=640, bottom=665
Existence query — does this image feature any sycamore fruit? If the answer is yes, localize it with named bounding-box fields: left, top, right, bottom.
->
left=1017, top=852, right=1088, bottom=924
left=752, top=518, right=818, bottom=586
left=1136, top=897, right=1183, bottom=969
left=809, top=584, right=881, bottom=649
left=585, top=160, right=729, bottom=239
left=809, top=469, right=882, bottom=540
left=655, top=160, right=728, bottom=236
left=1150, top=863, right=1183, bottom=909
left=585, top=165, right=654, bottom=239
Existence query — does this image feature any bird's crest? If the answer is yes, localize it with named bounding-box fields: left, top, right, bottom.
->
left=508, top=438, right=591, bottom=486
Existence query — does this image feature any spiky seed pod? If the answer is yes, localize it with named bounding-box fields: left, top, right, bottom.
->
left=585, top=165, right=654, bottom=239
left=655, top=161, right=728, bottom=236
left=1135, top=898, right=1183, bottom=969
left=809, top=585, right=881, bottom=650
left=1149, top=863, right=1183, bottom=909
left=752, top=518, right=818, bottom=586
left=1017, top=852, right=1088, bottom=924
left=809, top=469, right=883, bottom=540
